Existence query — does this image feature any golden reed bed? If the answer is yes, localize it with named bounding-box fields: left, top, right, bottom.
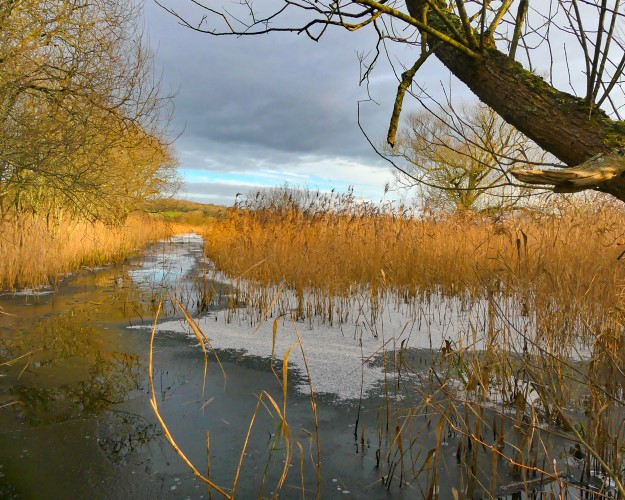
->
left=0, top=213, right=173, bottom=292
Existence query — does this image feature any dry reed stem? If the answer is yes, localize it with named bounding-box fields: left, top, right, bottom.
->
left=172, top=295, right=227, bottom=389
left=151, top=297, right=315, bottom=498
left=172, top=295, right=209, bottom=395
left=258, top=390, right=293, bottom=492
left=0, top=401, right=22, bottom=409
left=148, top=301, right=232, bottom=499
left=290, top=318, right=322, bottom=499
left=0, top=351, right=37, bottom=367
left=206, top=431, right=213, bottom=500
left=230, top=394, right=263, bottom=498
left=201, top=200, right=625, bottom=347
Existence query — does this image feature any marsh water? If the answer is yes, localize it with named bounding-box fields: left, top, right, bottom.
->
left=0, top=235, right=587, bottom=498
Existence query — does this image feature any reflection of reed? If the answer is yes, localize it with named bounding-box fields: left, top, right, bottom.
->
left=1, top=309, right=143, bottom=423
left=98, top=410, right=161, bottom=464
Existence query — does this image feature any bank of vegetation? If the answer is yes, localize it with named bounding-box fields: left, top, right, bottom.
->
left=203, top=188, right=625, bottom=325
left=0, top=213, right=173, bottom=292
left=143, top=198, right=225, bottom=225
left=0, top=1, right=179, bottom=291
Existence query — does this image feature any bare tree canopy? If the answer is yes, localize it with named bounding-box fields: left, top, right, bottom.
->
left=389, top=102, right=543, bottom=213
left=0, top=0, right=178, bottom=222
left=159, top=0, right=625, bottom=202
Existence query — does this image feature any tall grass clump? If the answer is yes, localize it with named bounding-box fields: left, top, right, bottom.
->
left=0, top=212, right=173, bottom=291
left=202, top=189, right=624, bottom=332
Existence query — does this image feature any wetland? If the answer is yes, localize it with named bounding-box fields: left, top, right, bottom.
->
left=2, top=227, right=621, bottom=499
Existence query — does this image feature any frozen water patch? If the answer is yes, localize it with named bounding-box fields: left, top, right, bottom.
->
left=2, top=286, right=53, bottom=297
left=127, top=233, right=202, bottom=289
left=128, top=232, right=590, bottom=402
left=136, top=309, right=442, bottom=401
left=139, top=317, right=388, bottom=400
left=170, top=233, right=203, bottom=244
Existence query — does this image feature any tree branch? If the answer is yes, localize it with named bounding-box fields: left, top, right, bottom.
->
left=511, top=147, right=625, bottom=193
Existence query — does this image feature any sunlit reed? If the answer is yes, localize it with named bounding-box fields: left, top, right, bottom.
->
left=0, top=213, right=173, bottom=291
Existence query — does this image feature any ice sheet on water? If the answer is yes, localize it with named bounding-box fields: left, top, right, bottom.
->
left=127, top=233, right=201, bottom=288
left=128, top=232, right=592, bottom=403
left=135, top=304, right=451, bottom=401
left=169, top=233, right=204, bottom=244
left=2, top=286, right=53, bottom=297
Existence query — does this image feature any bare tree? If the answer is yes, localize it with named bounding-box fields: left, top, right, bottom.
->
left=389, top=101, right=543, bottom=212
left=0, top=0, right=178, bottom=222
left=159, top=0, right=625, bottom=203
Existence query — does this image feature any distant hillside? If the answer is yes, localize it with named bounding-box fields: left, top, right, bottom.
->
left=142, top=198, right=226, bottom=218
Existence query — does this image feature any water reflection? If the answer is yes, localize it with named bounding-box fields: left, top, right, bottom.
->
left=2, top=308, right=143, bottom=422
left=0, top=236, right=215, bottom=498
left=98, top=410, right=162, bottom=465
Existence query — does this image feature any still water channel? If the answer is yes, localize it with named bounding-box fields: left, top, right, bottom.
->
left=0, top=235, right=575, bottom=499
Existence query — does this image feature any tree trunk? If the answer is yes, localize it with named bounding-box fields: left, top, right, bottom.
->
left=405, top=0, right=625, bottom=201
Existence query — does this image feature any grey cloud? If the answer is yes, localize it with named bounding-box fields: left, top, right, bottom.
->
left=145, top=2, right=398, bottom=156
left=176, top=137, right=319, bottom=172
left=143, top=1, right=458, bottom=200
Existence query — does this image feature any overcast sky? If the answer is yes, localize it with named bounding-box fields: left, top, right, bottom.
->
left=142, top=1, right=459, bottom=206
left=139, top=3, right=620, bottom=206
